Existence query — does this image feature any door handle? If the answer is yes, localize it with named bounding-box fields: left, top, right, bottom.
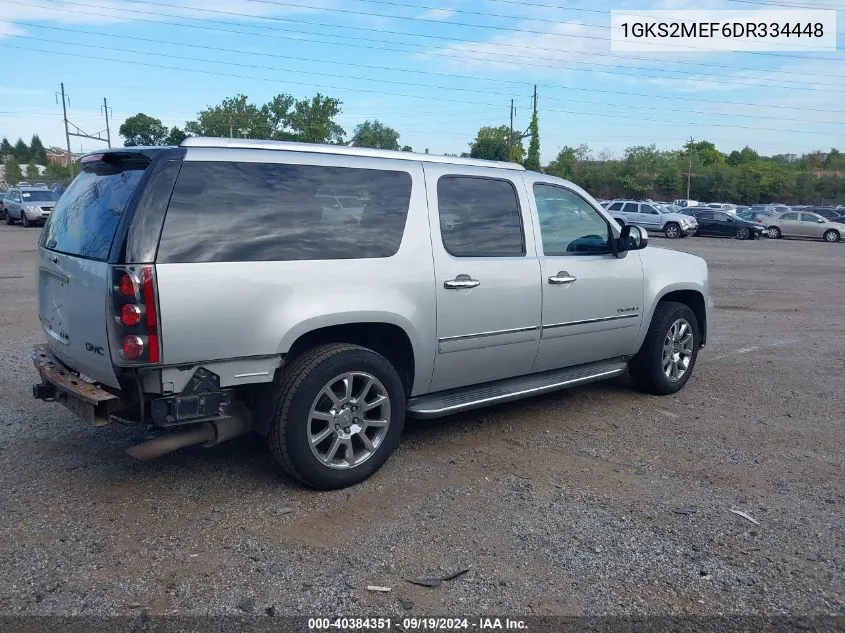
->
left=444, top=274, right=480, bottom=289
left=48, top=255, right=59, bottom=264
left=548, top=271, right=577, bottom=285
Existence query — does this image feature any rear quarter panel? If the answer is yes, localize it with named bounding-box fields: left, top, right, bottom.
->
left=154, top=148, right=437, bottom=396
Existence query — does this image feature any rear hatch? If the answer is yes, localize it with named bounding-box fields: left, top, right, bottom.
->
left=37, top=152, right=152, bottom=388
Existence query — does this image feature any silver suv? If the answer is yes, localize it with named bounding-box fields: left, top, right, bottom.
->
left=603, top=199, right=698, bottom=239
left=31, top=139, right=713, bottom=489
left=2, top=186, right=58, bottom=226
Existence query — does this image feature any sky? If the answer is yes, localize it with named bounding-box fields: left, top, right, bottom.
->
left=0, top=0, right=843, bottom=163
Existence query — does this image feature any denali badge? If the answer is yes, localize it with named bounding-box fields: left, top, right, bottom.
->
left=617, top=306, right=639, bottom=313
left=85, top=342, right=105, bottom=356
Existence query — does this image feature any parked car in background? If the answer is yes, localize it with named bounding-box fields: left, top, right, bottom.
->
left=604, top=200, right=698, bottom=238
left=737, top=210, right=777, bottom=228
left=29, top=138, right=713, bottom=490
left=0, top=191, right=8, bottom=217
left=2, top=187, right=59, bottom=227
left=809, top=207, right=844, bottom=221
left=689, top=209, right=765, bottom=240
left=766, top=211, right=844, bottom=243
left=701, top=203, right=738, bottom=215
left=673, top=199, right=699, bottom=208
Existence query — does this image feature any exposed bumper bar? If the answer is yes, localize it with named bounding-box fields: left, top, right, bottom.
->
left=31, top=343, right=127, bottom=427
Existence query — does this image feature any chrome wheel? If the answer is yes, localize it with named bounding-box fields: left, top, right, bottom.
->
left=307, top=371, right=391, bottom=470
left=823, top=229, right=839, bottom=243
left=665, top=224, right=680, bottom=239
left=662, top=319, right=694, bottom=382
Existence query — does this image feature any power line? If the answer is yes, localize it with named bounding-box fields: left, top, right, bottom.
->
left=16, top=21, right=845, bottom=95
left=15, top=33, right=845, bottom=127
left=240, top=0, right=843, bottom=52
left=258, top=0, right=845, bottom=37
left=23, top=0, right=844, bottom=84
left=5, top=42, right=840, bottom=137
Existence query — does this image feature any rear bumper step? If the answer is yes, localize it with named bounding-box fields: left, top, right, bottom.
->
left=31, top=343, right=127, bottom=427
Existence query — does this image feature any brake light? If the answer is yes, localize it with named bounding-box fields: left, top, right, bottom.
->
left=118, top=273, right=137, bottom=297
left=111, top=265, right=161, bottom=364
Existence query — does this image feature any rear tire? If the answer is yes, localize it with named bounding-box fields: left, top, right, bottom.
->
left=266, top=343, right=406, bottom=490
left=768, top=226, right=781, bottom=239
left=735, top=227, right=750, bottom=240
left=823, top=229, right=840, bottom=243
left=664, top=222, right=681, bottom=239
left=629, top=301, right=700, bottom=396
left=4, top=212, right=12, bottom=225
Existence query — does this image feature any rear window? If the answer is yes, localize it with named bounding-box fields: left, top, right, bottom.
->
left=40, top=157, right=149, bottom=261
left=156, top=161, right=413, bottom=263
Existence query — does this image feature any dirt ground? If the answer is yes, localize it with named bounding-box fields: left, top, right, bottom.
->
left=0, top=224, right=842, bottom=618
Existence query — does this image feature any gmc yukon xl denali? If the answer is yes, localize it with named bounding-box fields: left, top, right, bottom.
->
left=31, top=138, right=714, bottom=489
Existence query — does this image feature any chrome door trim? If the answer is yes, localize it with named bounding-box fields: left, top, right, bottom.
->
left=439, top=325, right=539, bottom=343
left=542, top=313, right=639, bottom=331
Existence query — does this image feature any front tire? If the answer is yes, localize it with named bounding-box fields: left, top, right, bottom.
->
left=768, top=226, right=781, bottom=239
left=4, top=212, right=13, bottom=225
left=735, top=227, right=750, bottom=240
left=629, top=301, right=700, bottom=396
left=823, top=229, right=840, bottom=243
left=21, top=213, right=30, bottom=228
left=664, top=222, right=681, bottom=239
left=266, top=343, right=406, bottom=490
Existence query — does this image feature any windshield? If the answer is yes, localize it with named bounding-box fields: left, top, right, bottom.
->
left=21, top=190, right=58, bottom=202
left=40, top=157, right=149, bottom=261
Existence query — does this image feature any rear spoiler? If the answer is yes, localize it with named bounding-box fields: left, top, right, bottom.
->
left=79, top=147, right=174, bottom=164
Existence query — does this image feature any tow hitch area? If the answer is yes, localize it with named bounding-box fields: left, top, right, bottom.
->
left=31, top=343, right=124, bottom=427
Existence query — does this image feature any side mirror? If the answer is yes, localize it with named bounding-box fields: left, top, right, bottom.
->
left=620, top=224, right=648, bottom=251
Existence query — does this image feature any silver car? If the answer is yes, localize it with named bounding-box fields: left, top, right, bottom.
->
left=3, top=187, right=58, bottom=227
left=766, top=211, right=843, bottom=243
left=31, top=138, right=713, bottom=489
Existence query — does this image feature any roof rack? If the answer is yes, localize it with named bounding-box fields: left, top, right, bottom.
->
left=180, top=137, right=526, bottom=171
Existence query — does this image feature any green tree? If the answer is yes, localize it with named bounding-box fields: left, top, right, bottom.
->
left=44, top=162, right=71, bottom=183
left=546, top=144, right=589, bottom=180
left=726, top=145, right=759, bottom=166
left=29, top=134, right=47, bottom=164
left=26, top=161, right=39, bottom=180
left=13, top=138, right=30, bottom=163
left=185, top=94, right=272, bottom=139
left=468, top=125, right=524, bottom=163
left=524, top=109, right=540, bottom=170
left=119, top=113, right=169, bottom=146
left=350, top=120, right=400, bottom=150
left=684, top=139, right=725, bottom=166
left=287, top=93, right=345, bottom=144
left=4, top=156, right=23, bottom=184
left=823, top=148, right=844, bottom=170
left=0, top=137, right=12, bottom=157
left=264, top=93, right=297, bottom=140
left=164, top=126, right=188, bottom=146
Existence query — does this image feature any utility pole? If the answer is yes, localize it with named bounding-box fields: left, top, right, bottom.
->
left=533, top=84, right=538, bottom=115
left=508, top=99, right=514, bottom=161
left=686, top=136, right=694, bottom=200
left=57, top=83, right=111, bottom=178
left=229, top=118, right=234, bottom=139
left=102, top=97, right=112, bottom=148
left=59, top=83, right=73, bottom=177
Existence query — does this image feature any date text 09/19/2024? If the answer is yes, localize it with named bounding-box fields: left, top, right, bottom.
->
left=308, top=617, right=528, bottom=630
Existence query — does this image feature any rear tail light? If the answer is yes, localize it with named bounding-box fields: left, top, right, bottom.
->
left=111, top=265, right=161, bottom=364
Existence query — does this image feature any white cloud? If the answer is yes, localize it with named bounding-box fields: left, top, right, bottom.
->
left=416, top=8, right=455, bottom=21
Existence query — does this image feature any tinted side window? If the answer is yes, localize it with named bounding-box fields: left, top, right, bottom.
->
left=607, top=202, right=624, bottom=211
left=781, top=213, right=799, bottom=220
left=713, top=212, right=731, bottom=221
left=157, top=161, right=412, bottom=263
left=641, top=204, right=658, bottom=215
left=800, top=213, right=821, bottom=222
left=534, top=183, right=611, bottom=256
left=437, top=176, right=524, bottom=257
left=622, top=202, right=639, bottom=214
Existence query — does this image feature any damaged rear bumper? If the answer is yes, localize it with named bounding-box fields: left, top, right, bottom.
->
left=31, top=343, right=130, bottom=427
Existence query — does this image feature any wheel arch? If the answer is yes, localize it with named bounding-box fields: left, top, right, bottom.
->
left=653, top=289, right=708, bottom=346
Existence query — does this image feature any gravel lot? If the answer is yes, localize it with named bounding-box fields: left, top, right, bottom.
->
left=0, top=224, right=842, bottom=619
